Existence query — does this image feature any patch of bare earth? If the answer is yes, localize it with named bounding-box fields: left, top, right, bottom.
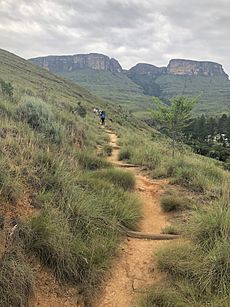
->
left=95, top=132, right=173, bottom=307
left=29, top=262, right=83, bottom=307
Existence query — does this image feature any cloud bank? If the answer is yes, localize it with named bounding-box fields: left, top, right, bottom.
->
left=0, top=0, right=230, bottom=72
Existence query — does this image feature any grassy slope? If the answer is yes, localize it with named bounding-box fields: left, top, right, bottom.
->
left=59, top=68, right=230, bottom=117
left=117, top=128, right=230, bottom=306
left=156, top=75, right=230, bottom=114
left=58, top=68, right=153, bottom=118
left=0, top=49, right=147, bottom=305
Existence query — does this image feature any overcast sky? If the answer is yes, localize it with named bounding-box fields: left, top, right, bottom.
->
left=0, top=0, right=230, bottom=73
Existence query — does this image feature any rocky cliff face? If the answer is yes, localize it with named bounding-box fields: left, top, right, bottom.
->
left=30, top=53, right=122, bottom=73
left=167, top=59, right=228, bottom=78
left=127, top=59, right=228, bottom=78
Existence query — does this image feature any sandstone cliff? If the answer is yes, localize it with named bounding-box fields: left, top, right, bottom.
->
left=167, top=59, right=228, bottom=78
left=30, top=53, right=122, bottom=73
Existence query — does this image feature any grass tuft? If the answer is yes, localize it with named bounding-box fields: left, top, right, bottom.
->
left=160, top=195, right=191, bottom=212
left=91, top=168, right=136, bottom=190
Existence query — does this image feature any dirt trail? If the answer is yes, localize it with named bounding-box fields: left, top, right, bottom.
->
left=96, top=131, right=172, bottom=307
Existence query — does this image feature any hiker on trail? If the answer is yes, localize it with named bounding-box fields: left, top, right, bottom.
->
left=100, top=110, right=105, bottom=127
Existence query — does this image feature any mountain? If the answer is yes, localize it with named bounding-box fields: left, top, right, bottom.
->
left=29, top=53, right=153, bottom=117
left=31, top=53, right=122, bottom=73
left=127, top=60, right=230, bottom=114
left=30, top=54, right=230, bottom=116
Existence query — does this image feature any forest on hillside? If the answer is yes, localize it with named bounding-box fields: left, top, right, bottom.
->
left=183, top=114, right=230, bottom=167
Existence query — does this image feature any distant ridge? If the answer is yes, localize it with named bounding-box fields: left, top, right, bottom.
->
left=29, top=53, right=230, bottom=116
left=30, top=53, right=122, bottom=73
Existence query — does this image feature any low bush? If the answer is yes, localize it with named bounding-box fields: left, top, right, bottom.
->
left=160, top=195, right=191, bottom=212
left=118, top=148, right=131, bottom=160
left=16, top=97, right=62, bottom=143
left=101, top=144, right=113, bottom=157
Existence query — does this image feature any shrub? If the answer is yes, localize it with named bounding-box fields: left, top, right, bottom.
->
left=16, top=97, right=62, bottom=143
left=160, top=195, right=191, bottom=212
left=101, top=144, right=113, bottom=157
left=118, top=148, right=131, bottom=160
left=76, top=102, right=87, bottom=118
left=0, top=80, right=13, bottom=97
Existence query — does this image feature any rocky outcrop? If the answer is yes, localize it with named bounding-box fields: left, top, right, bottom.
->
left=167, top=59, right=228, bottom=78
left=30, top=53, right=122, bottom=73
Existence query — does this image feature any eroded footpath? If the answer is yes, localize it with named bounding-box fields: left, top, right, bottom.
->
left=95, top=131, right=173, bottom=307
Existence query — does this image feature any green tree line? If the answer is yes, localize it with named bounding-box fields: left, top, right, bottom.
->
left=183, top=113, right=230, bottom=162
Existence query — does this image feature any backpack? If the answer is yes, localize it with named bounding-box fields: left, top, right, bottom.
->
left=101, top=111, right=105, bottom=119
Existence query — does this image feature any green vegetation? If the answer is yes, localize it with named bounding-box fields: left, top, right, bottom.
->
left=161, top=225, right=180, bottom=235
left=0, top=49, right=146, bottom=305
left=151, top=96, right=197, bottom=157
left=100, top=144, right=113, bottom=157
left=118, top=147, right=131, bottom=160
left=0, top=79, right=14, bottom=97
left=118, top=131, right=228, bottom=195
left=160, top=195, right=191, bottom=212
left=129, top=71, right=230, bottom=116
left=183, top=113, right=230, bottom=163
left=89, top=168, right=136, bottom=191
left=116, top=124, right=230, bottom=306
left=59, top=68, right=153, bottom=117
left=1, top=47, right=230, bottom=306
left=156, top=74, right=230, bottom=115
left=0, top=248, right=34, bottom=307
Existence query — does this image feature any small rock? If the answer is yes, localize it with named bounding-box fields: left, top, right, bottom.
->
left=138, top=187, right=145, bottom=192
left=132, top=279, right=141, bottom=290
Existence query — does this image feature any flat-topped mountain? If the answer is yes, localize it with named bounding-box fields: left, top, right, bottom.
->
left=30, top=53, right=122, bottom=73
left=167, top=59, right=228, bottom=78
left=29, top=53, right=230, bottom=116
left=127, top=59, right=228, bottom=79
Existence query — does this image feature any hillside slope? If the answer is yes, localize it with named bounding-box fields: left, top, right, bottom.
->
left=127, top=70, right=230, bottom=114
left=0, top=49, right=148, bottom=306
left=60, top=68, right=153, bottom=117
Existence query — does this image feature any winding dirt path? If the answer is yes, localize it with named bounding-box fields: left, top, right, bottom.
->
left=95, top=131, right=172, bottom=307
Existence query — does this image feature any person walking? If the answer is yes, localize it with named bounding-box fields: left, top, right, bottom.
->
left=100, top=110, right=105, bottom=127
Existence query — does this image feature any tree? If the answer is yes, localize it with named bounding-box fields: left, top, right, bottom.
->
left=151, top=96, right=197, bottom=158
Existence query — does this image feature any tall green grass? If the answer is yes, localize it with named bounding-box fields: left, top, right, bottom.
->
left=117, top=129, right=230, bottom=306
left=0, top=90, right=143, bottom=305
left=118, top=131, right=229, bottom=196
left=140, top=192, right=230, bottom=306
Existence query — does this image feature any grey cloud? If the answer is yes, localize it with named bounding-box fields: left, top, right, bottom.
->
left=0, top=0, right=230, bottom=73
